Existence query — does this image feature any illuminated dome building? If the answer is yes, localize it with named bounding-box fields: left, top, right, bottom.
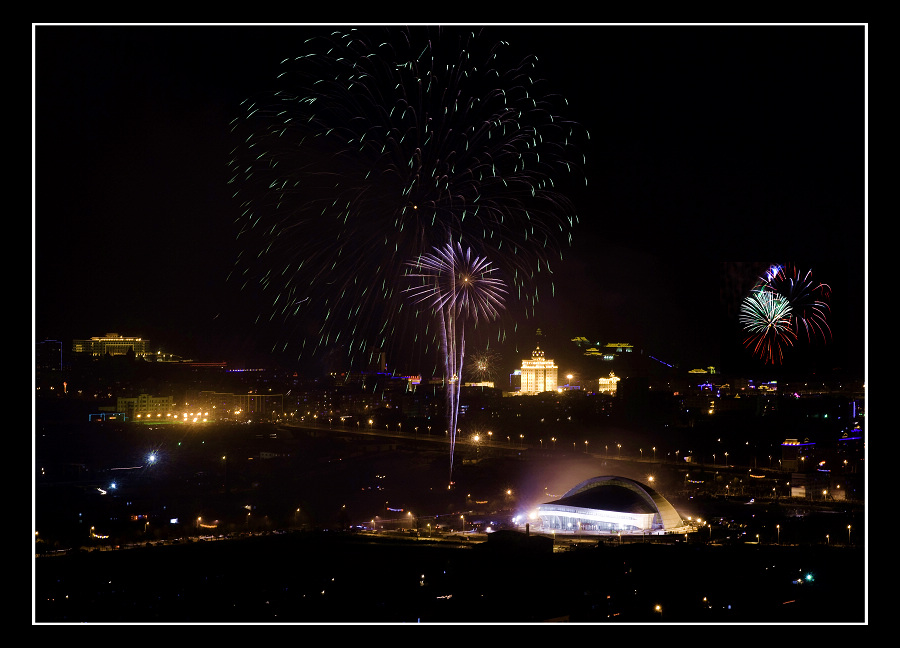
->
left=532, top=476, right=690, bottom=535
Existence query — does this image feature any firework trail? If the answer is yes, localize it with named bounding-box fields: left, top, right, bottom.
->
left=227, top=26, right=588, bottom=372
left=405, top=241, right=507, bottom=481
left=738, top=263, right=831, bottom=364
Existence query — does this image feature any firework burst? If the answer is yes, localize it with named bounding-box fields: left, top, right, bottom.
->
left=758, top=264, right=832, bottom=344
left=739, top=288, right=797, bottom=365
left=739, top=263, right=831, bottom=364
left=227, top=26, right=588, bottom=372
left=465, top=348, right=503, bottom=383
left=405, top=241, right=506, bottom=480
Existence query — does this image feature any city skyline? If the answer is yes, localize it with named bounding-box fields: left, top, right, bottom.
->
left=33, top=24, right=866, bottom=379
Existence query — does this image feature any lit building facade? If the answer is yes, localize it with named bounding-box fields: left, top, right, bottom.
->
left=520, top=345, right=558, bottom=394
left=597, top=372, right=620, bottom=395
left=73, top=333, right=151, bottom=358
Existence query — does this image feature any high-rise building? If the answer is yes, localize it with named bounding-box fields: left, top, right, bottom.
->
left=520, top=345, right=558, bottom=394
left=36, top=339, right=65, bottom=390
left=36, top=339, right=63, bottom=372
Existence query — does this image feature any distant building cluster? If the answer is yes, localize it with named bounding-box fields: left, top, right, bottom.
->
left=36, top=332, right=866, bottom=495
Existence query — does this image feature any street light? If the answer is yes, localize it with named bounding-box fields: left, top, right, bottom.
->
left=777, top=524, right=780, bottom=545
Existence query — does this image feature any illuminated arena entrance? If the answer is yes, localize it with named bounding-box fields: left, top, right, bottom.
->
left=533, top=476, right=689, bottom=535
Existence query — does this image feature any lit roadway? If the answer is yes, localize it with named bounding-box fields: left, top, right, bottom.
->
left=279, top=419, right=499, bottom=452
left=277, top=419, right=783, bottom=478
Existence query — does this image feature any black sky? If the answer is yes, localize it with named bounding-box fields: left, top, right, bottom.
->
left=33, top=24, right=866, bottom=379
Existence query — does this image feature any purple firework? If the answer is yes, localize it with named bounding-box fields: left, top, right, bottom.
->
left=757, top=264, right=832, bottom=344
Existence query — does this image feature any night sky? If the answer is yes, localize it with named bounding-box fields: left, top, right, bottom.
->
left=33, top=24, right=866, bottom=379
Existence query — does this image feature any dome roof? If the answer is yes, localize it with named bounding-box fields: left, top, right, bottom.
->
left=549, top=484, right=656, bottom=514
left=539, top=475, right=684, bottom=531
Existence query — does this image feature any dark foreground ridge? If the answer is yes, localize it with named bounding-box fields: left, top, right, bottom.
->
left=35, top=530, right=864, bottom=624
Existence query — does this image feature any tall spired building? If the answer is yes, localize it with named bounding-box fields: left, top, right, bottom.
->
left=520, top=345, right=558, bottom=394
